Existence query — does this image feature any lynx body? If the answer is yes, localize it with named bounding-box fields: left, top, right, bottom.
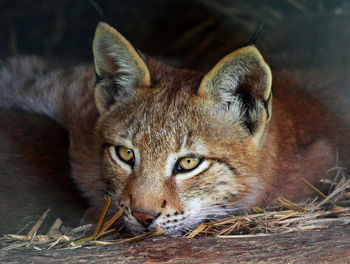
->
left=0, top=22, right=349, bottom=234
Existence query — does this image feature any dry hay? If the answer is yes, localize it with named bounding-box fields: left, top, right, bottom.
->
left=1, top=167, right=349, bottom=251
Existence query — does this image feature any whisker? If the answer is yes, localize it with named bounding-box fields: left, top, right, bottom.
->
left=101, top=188, right=119, bottom=203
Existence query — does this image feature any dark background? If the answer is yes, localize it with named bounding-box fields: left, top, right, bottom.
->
left=1, top=0, right=350, bottom=69
left=0, top=0, right=350, bottom=234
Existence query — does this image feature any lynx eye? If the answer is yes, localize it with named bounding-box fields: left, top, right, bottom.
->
left=176, top=156, right=202, bottom=172
left=116, top=146, right=134, bottom=164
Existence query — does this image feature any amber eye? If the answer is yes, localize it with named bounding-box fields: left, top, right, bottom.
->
left=176, top=156, right=202, bottom=172
left=116, top=146, right=134, bottom=164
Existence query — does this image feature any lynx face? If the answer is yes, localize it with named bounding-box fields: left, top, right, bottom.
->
left=93, top=23, right=272, bottom=234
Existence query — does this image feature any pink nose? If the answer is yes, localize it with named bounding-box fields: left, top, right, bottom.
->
left=131, top=211, right=155, bottom=227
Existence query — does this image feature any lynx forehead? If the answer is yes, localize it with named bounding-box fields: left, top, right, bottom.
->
left=1, top=21, right=347, bottom=235
left=93, top=22, right=272, bottom=234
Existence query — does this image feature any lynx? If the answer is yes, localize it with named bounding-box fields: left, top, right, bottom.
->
left=0, top=22, right=349, bottom=234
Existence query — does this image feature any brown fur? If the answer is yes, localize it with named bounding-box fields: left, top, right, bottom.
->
left=0, top=22, right=349, bottom=235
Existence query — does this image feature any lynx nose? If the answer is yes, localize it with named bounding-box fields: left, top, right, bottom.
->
left=131, top=211, right=155, bottom=228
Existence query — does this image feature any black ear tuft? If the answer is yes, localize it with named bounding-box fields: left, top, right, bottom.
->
left=245, top=23, right=264, bottom=46
left=88, top=0, right=106, bottom=22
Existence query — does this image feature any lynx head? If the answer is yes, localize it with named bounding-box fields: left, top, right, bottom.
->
left=92, top=22, right=272, bottom=234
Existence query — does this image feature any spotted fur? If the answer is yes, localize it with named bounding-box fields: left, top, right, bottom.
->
left=0, top=22, right=349, bottom=235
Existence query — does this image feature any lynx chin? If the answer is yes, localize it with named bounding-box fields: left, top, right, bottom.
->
left=0, top=22, right=349, bottom=235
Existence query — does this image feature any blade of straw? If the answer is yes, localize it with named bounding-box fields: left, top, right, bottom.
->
left=95, top=207, right=125, bottom=239
left=27, top=209, right=50, bottom=237
left=301, top=177, right=327, bottom=199
left=93, top=197, right=111, bottom=240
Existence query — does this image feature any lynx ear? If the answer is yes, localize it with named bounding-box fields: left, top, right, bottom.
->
left=92, top=22, right=151, bottom=113
left=198, top=46, right=272, bottom=146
